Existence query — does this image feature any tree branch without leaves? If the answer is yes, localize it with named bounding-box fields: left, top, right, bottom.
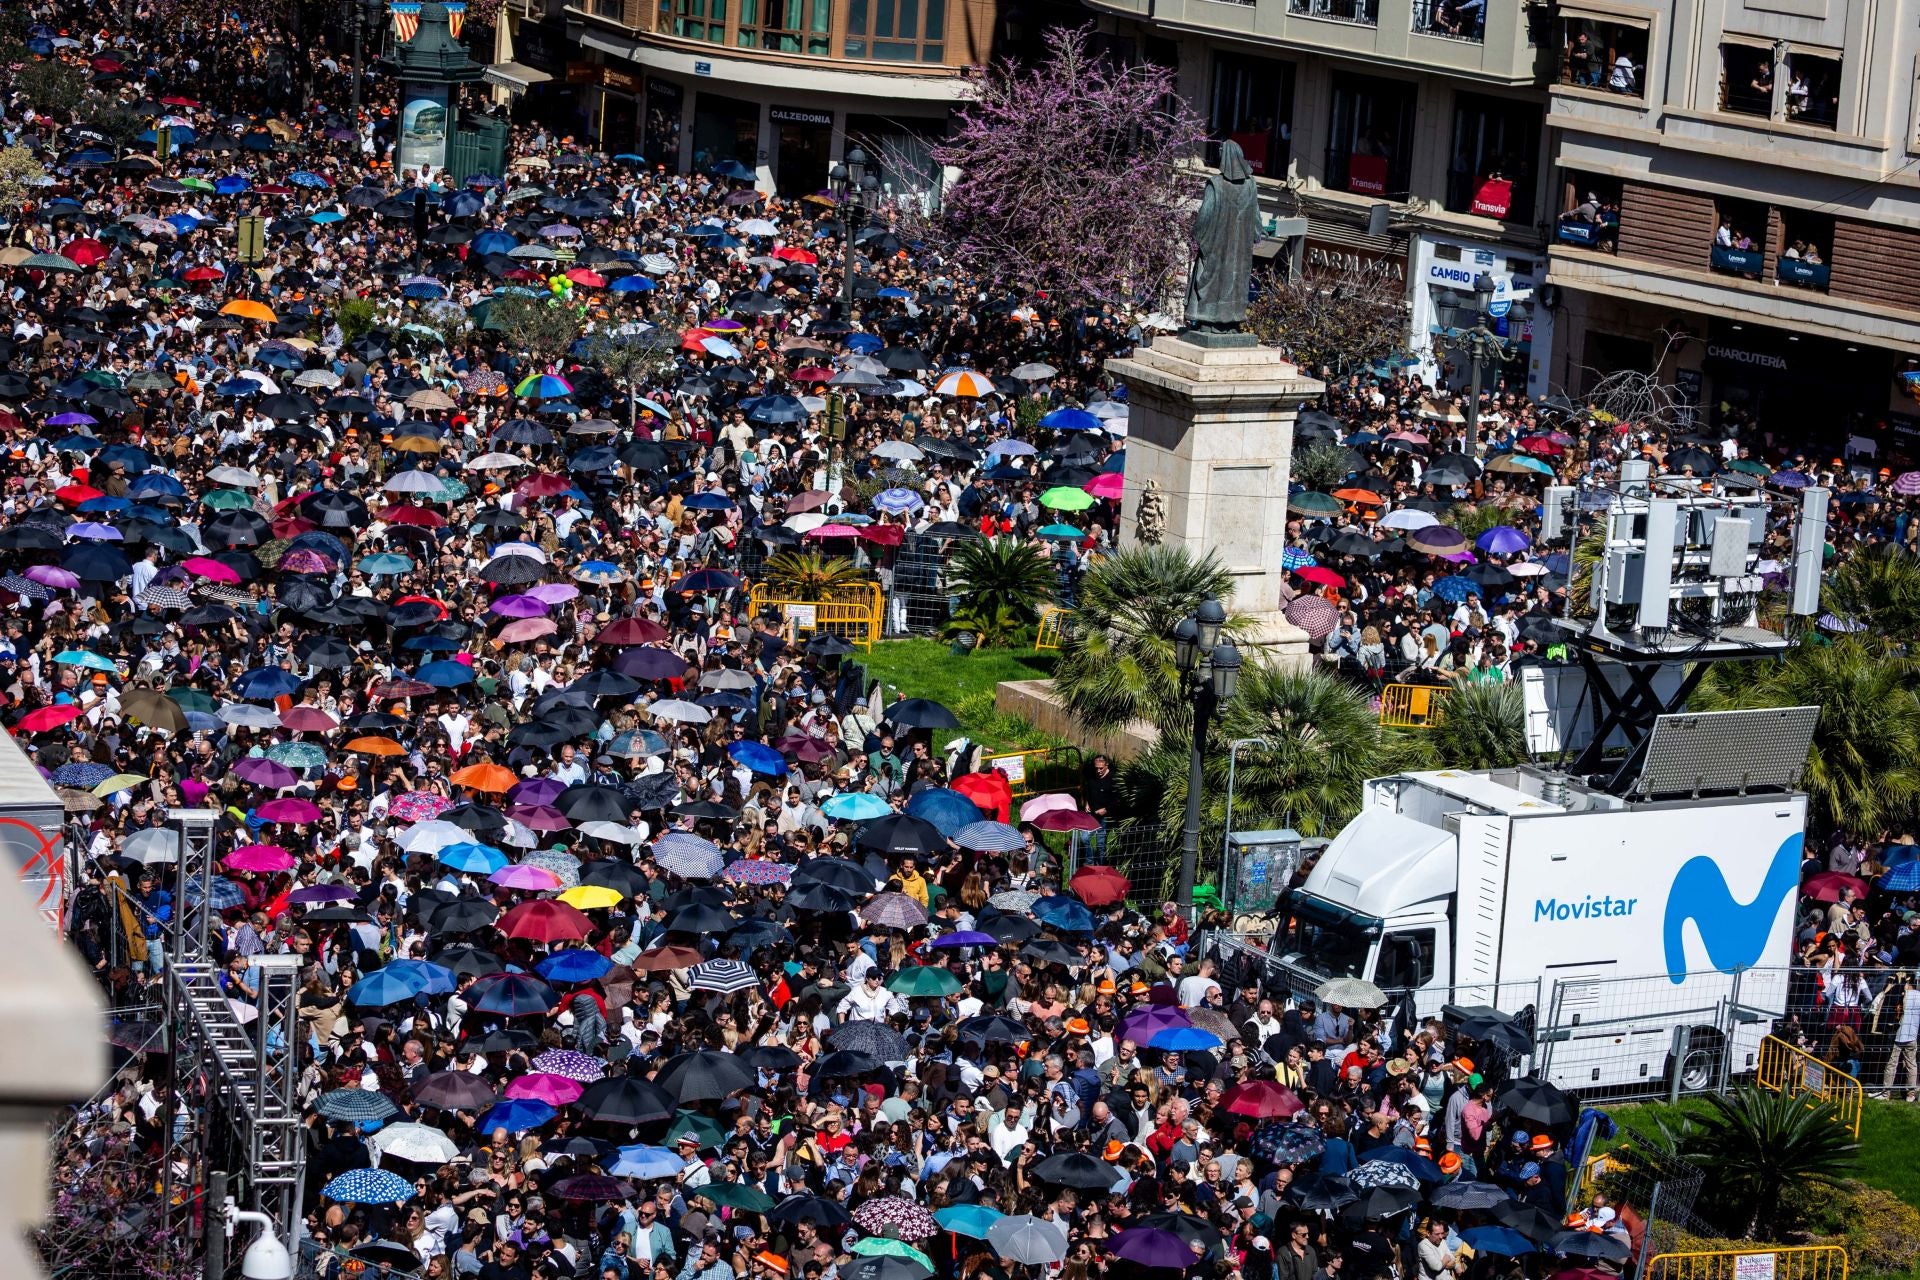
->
left=1248, top=262, right=1410, bottom=379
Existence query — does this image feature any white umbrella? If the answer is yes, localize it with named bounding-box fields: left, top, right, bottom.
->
left=487, top=541, right=549, bottom=563
left=383, top=472, right=444, bottom=494
left=1086, top=400, right=1129, bottom=420
left=649, top=699, right=712, bottom=724
left=1377, top=509, right=1439, bottom=531
left=498, top=818, right=539, bottom=849
left=465, top=452, right=527, bottom=471
left=580, top=820, right=645, bottom=845
left=236, top=370, right=280, bottom=394
left=1314, top=976, right=1387, bottom=1008
left=872, top=441, right=923, bottom=463
left=294, top=369, right=342, bottom=389
left=207, top=466, right=262, bottom=488
left=987, top=1216, right=1068, bottom=1265
left=371, top=1122, right=459, bottom=1164
left=1509, top=562, right=1548, bottom=577
left=1010, top=362, right=1057, bottom=381
left=888, top=380, right=927, bottom=398
left=220, top=704, right=284, bottom=729
left=122, top=827, right=180, bottom=863
left=640, top=253, right=674, bottom=274
left=735, top=218, right=778, bottom=236
left=785, top=513, right=829, bottom=533
left=398, top=819, right=468, bottom=854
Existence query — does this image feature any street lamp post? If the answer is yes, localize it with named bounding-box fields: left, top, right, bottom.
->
left=1433, top=272, right=1531, bottom=456
left=1173, top=598, right=1242, bottom=915
left=829, top=147, right=877, bottom=321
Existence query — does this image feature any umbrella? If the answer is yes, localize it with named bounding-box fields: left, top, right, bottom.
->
left=370, top=1121, right=460, bottom=1163
left=315, top=1088, right=399, bottom=1122
left=575, top=1076, right=676, bottom=1125
left=479, top=1098, right=558, bottom=1133
left=1460, top=1228, right=1535, bottom=1257
left=852, top=1196, right=940, bottom=1241
left=1314, top=976, right=1387, bottom=1007
left=826, top=1020, right=909, bottom=1059
left=1221, top=1080, right=1304, bottom=1119
left=1430, top=1181, right=1512, bottom=1211
left=1547, top=1233, right=1631, bottom=1263
left=657, top=1049, right=756, bottom=1101
left=414, top=1071, right=499, bottom=1111
left=1031, top=1151, right=1120, bottom=1190
left=1497, top=1078, right=1576, bottom=1128
left=1107, top=1229, right=1194, bottom=1270
left=323, top=1168, right=413, bottom=1204
left=987, top=1216, right=1069, bottom=1265
left=936, top=1204, right=1004, bottom=1239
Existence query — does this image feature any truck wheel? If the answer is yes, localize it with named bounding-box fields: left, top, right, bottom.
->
left=1667, top=1028, right=1725, bottom=1094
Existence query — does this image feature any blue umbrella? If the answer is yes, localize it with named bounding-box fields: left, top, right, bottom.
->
left=443, top=190, right=485, bottom=217
left=438, top=842, right=508, bottom=874
left=611, top=1145, right=685, bottom=1178
left=610, top=275, right=656, bottom=293
left=928, top=931, right=998, bottom=948
left=416, top=660, right=475, bottom=687
left=537, top=949, right=614, bottom=984
left=1281, top=547, right=1317, bottom=571
left=384, top=959, right=458, bottom=994
left=936, top=1204, right=1005, bottom=1238
left=873, top=487, right=924, bottom=514
left=236, top=667, right=302, bottom=700
left=1148, top=1025, right=1225, bottom=1051
left=323, top=1168, right=414, bottom=1204
left=479, top=1098, right=557, bottom=1133
left=682, top=492, right=735, bottom=511
left=1884, top=843, right=1920, bottom=867
left=905, top=787, right=984, bottom=838
left=729, top=740, right=789, bottom=776
left=288, top=170, right=330, bottom=188
left=315, top=1088, right=400, bottom=1122
left=185, top=877, right=247, bottom=910
left=846, top=333, right=884, bottom=354
left=471, top=230, right=518, bottom=255
left=215, top=175, right=251, bottom=195
left=310, top=211, right=346, bottom=224
left=1880, top=862, right=1920, bottom=892
left=1430, top=575, right=1480, bottom=604
left=676, top=568, right=740, bottom=591
left=128, top=474, right=186, bottom=499
left=1460, top=1228, right=1535, bottom=1257
left=54, top=762, right=115, bottom=788
left=348, top=968, right=429, bottom=1007
left=1361, top=1143, right=1447, bottom=1181
left=823, top=792, right=891, bottom=821
left=1476, top=526, right=1530, bottom=555
left=1041, top=407, right=1100, bottom=432
left=1031, top=895, right=1096, bottom=933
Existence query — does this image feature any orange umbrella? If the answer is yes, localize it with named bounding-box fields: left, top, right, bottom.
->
left=452, top=762, right=517, bottom=793
left=1332, top=487, right=1385, bottom=506
left=345, top=735, right=406, bottom=756
left=219, top=299, right=277, bottom=324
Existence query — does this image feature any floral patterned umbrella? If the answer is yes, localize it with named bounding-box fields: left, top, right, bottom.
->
left=723, top=859, right=794, bottom=886
left=1251, top=1121, right=1326, bottom=1164
left=530, top=1049, right=606, bottom=1082
left=852, top=1195, right=940, bottom=1241
left=390, top=792, right=453, bottom=822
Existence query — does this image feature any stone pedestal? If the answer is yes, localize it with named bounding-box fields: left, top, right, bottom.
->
left=1107, top=334, right=1324, bottom=664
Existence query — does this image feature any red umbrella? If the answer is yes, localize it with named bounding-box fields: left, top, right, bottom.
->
left=60, top=238, right=109, bottom=267
left=679, top=328, right=716, bottom=353
left=16, top=705, right=84, bottom=733
left=281, top=706, right=339, bottom=732
left=382, top=506, right=447, bottom=527
left=272, top=516, right=318, bottom=539
left=1518, top=436, right=1565, bottom=457
left=771, top=247, right=817, bottom=264
left=789, top=367, right=833, bottom=383
left=860, top=524, right=904, bottom=547
left=1801, top=871, right=1868, bottom=904
left=182, top=266, right=222, bottom=282
left=501, top=899, right=594, bottom=942
left=594, top=617, right=668, bottom=646
left=1221, top=1080, right=1304, bottom=1119
left=566, top=268, right=606, bottom=288
left=54, top=484, right=104, bottom=505
left=517, top=473, right=572, bottom=499
left=1031, top=808, right=1100, bottom=833
left=1295, top=565, right=1345, bottom=588
left=160, top=95, right=199, bottom=107
left=951, top=771, right=1012, bottom=823
left=1069, top=864, right=1131, bottom=906
left=393, top=594, right=450, bottom=620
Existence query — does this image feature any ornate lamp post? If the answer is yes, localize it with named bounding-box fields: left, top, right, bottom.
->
left=1434, top=272, right=1531, bottom=455
left=828, top=146, right=878, bottom=321
left=1173, top=598, right=1242, bottom=913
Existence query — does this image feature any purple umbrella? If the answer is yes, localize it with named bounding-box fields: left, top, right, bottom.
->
left=1118, top=1004, right=1192, bottom=1046
left=527, top=582, right=579, bottom=604
left=506, top=802, right=572, bottom=831
left=530, top=1048, right=606, bottom=1082
left=490, top=593, right=549, bottom=618
left=232, top=757, right=299, bottom=788
left=46, top=412, right=97, bottom=426
left=507, top=777, right=567, bottom=806
left=491, top=863, right=561, bottom=891
left=540, top=223, right=583, bottom=240
left=68, top=522, right=124, bottom=540
left=1475, top=526, right=1530, bottom=555
left=289, top=884, right=358, bottom=905
left=25, top=565, right=80, bottom=590
left=722, top=859, right=794, bottom=886
left=1108, top=1228, right=1196, bottom=1270
left=612, top=647, right=688, bottom=680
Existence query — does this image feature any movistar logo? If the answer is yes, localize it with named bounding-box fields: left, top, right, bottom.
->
left=1662, top=833, right=1803, bottom=983
left=1535, top=895, right=1638, bottom=922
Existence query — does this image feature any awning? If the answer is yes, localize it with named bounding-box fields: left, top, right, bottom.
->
left=484, top=61, right=552, bottom=90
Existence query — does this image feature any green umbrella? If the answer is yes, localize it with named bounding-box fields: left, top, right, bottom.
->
left=1290, top=491, right=1343, bottom=517
left=1725, top=459, right=1771, bottom=476
left=203, top=488, right=257, bottom=511
left=697, top=1182, right=776, bottom=1212
left=1037, top=523, right=1084, bottom=540
left=125, top=370, right=173, bottom=391
left=179, top=177, right=215, bottom=193
left=434, top=478, right=471, bottom=501
left=887, top=965, right=962, bottom=997
left=1039, top=486, right=1095, bottom=512
left=77, top=370, right=123, bottom=388
left=267, top=742, right=329, bottom=768
left=22, top=253, right=82, bottom=273
left=168, top=688, right=217, bottom=713
left=665, top=1110, right=727, bottom=1151
left=850, top=1239, right=934, bottom=1269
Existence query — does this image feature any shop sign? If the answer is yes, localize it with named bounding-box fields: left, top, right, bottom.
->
left=770, top=106, right=833, bottom=127
left=1303, top=238, right=1405, bottom=282
left=1348, top=154, right=1388, bottom=196
left=1706, top=343, right=1789, bottom=372
left=604, top=66, right=641, bottom=93
left=1427, top=262, right=1481, bottom=288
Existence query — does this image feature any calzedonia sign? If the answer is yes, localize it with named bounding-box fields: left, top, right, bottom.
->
left=770, top=107, right=833, bottom=127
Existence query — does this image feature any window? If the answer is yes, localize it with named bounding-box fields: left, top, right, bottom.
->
left=736, top=0, right=829, bottom=52
left=1720, top=43, right=1774, bottom=117
left=1558, top=16, right=1648, bottom=97
left=671, top=0, right=725, bottom=41
left=1208, top=53, right=1295, bottom=179
left=1445, top=93, right=1537, bottom=223
left=1286, top=0, right=1377, bottom=25
left=1376, top=929, right=1436, bottom=992
left=1411, top=0, right=1483, bottom=44
left=1555, top=171, right=1621, bottom=253
left=1326, top=73, right=1418, bottom=198
left=844, top=0, right=944, bottom=62
left=1786, top=50, right=1840, bottom=128
left=1711, top=196, right=1767, bottom=279
left=1776, top=209, right=1832, bottom=290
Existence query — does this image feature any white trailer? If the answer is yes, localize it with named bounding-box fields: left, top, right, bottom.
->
left=1261, top=766, right=1805, bottom=1091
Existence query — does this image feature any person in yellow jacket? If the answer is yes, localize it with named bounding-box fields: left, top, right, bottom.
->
left=896, top=856, right=930, bottom=908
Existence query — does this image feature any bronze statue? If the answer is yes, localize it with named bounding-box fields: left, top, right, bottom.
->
left=1184, top=140, right=1259, bottom=333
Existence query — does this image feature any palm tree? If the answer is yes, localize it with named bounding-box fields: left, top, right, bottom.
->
left=760, top=552, right=871, bottom=602
left=1052, top=545, right=1240, bottom=736
left=1419, top=681, right=1527, bottom=771
left=1695, top=638, right=1920, bottom=836
left=944, top=538, right=1055, bottom=648
left=1684, top=1086, right=1857, bottom=1237
left=1822, top=542, right=1920, bottom=643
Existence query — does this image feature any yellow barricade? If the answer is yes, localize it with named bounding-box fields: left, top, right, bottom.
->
left=981, top=746, right=1082, bottom=804
left=747, top=584, right=884, bottom=651
left=1644, top=1245, right=1848, bottom=1280
left=1035, top=606, right=1069, bottom=653
left=1379, top=682, right=1450, bottom=728
left=1756, top=1034, right=1864, bottom=1138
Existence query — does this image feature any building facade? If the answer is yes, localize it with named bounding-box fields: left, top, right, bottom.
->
left=496, top=0, right=1003, bottom=195
left=1077, top=0, right=1560, bottom=396
left=1547, top=0, right=1920, bottom=446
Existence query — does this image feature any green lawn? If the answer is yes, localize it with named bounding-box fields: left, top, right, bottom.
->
left=859, top=638, right=1058, bottom=754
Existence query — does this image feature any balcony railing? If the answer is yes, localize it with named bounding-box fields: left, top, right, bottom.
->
left=1776, top=256, right=1830, bottom=289
left=1710, top=244, right=1765, bottom=278
left=1555, top=214, right=1618, bottom=253
left=1288, top=0, right=1378, bottom=25
left=1411, top=0, right=1483, bottom=42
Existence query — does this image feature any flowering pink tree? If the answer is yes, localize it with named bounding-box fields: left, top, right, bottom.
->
left=923, top=28, right=1207, bottom=310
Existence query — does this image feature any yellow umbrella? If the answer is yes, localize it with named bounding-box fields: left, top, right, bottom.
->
left=93, top=772, right=150, bottom=797
left=220, top=299, right=277, bottom=324
left=558, top=884, right=626, bottom=910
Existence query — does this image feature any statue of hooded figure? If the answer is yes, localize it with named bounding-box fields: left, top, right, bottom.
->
left=1184, top=140, right=1259, bottom=333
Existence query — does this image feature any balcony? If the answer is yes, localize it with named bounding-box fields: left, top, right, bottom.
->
left=1411, top=0, right=1481, bottom=43
left=1555, top=214, right=1617, bottom=252
left=1777, top=256, right=1830, bottom=290
left=1286, top=0, right=1377, bottom=25
left=1710, top=245, right=1765, bottom=278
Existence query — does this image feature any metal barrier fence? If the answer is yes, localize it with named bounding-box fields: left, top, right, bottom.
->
left=1756, top=1034, right=1864, bottom=1137
left=1061, top=820, right=1182, bottom=904
left=884, top=532, right=963, bottom=637
left=1644, top=1246, right=1849, bottom=1280
left=1034, top=605, right=1068, bottom=652
left=1580, top=1121, right=1716, bottom=1271
left=747, top=583, right=885, bottom=650
left=1379, top=681, right=1450, bottom=727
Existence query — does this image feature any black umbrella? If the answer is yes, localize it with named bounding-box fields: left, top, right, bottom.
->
left=656, top=1049, right=756, bottom=1102
left=442, top=803, right=510, bottom=832
left=826, top=1020, right=908, bottom=1059
left=432, top=944, right=505, bottom=977
left=1497, top=1077, right=1574, bottom=1128
left=790, top=856, right=874, bottom=895
left=1484, top=1199, right=1560, bottom=1242
left=811, top=1049, right=883, bottom=1077
left=204, top=509, right=271, bottom=548
left=480, top=555, right=546, bottom=585
left=556, top=784, right=631, bottom=823
left=768, top=1195, right=855, bottom=1229
left=427, top=899, right=500, bottom=932
left=955, top=1014, right=1029, bottom=1044
left=579, top=861, right=650, bottom=895
left=61, top=543, right=132, bottom=581
left=1348, top=1184, right=1422, bottom=1222
left=1457, top=1009, right=1533, bottom=1056
left=1136, top=1212, right=1224, bottom=1253
left=297, top=636, right=356, bottom=670
left=466, top=1028, right=538, bottom=1053
left=1031, top=1151, right=1119, bottom=1190
left=1289, top=1173, right=1359, bottom=1213
left=738, top=1044, right=801, bottom=1070
left=575, top=1075, right=676, bottom=1125
left=414, top=1070, right=498, bottom=1111
left=664, top=904, right=734, bottom=934
left=883, top=697, right=959, bottom=729
left=972, top=912, right=1039, bottom=943
left=787, top=882, right=858, bottom=913
left=856, top=813, right=946, bottom=856
left=1547, top=1232, right=1630, bottom=1262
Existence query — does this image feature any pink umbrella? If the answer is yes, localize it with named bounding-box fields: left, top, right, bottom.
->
left=1083, top=473, right=1124, bottom=500
left=182, top=556, right=241, bottom=584
left=504, top=1072, right=585, bottom=1106
left=498, top=617, right=557, bottom=644
left=1019, top=792, right=1080, bottom=824
left=527, top=582, right=580, bottom=604
left=281, top=706, right=338, bottom=732
left=490, top=594, right=550, bottom=618
left=226, top=844, right=296, bottom=872
left=257, top=797, right=322, bottom=824
left=25, top=565, right=80, bottom=590
left=491, top=863, right=562, bottom=891
left=390, top=792, right=453, bottom=822
left=805, top=523, right=862, bottom=539
left=279, top=549, right=335, bottom=574
left=506, top=803, right=573, bottom=832
left=1031, top=808, right=1100, bottom=832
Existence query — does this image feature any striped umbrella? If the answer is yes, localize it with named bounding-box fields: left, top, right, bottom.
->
left=689, top=958, right=759, bottom=993
left=934, top=370, right=995, bottom=398
left=952, top=820, right=1024, bottom=853
left=1894, top=471, right=1920, bottom=496
left=1280, top=548, right=1316, bottom=571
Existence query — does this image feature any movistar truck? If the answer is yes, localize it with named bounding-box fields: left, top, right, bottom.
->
left=1261, top=765, right=1805, bottom=1091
